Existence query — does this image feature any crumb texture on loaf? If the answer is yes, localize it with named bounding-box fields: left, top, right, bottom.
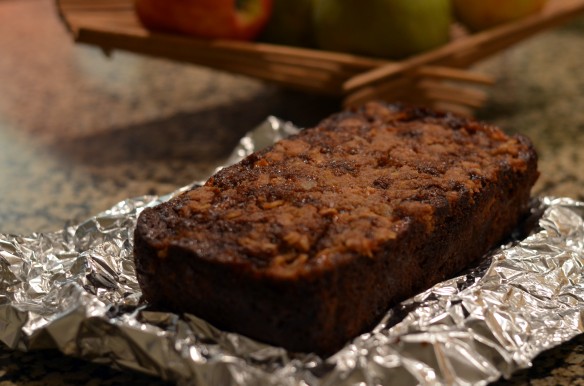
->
left=134, top=102, right=538, bottom=355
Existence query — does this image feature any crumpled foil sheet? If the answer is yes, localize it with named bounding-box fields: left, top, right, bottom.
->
left=1, top=117, right=583, bottom=386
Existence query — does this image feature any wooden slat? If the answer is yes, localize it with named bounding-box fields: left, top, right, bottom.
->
left=56, top=0, right=584, bottom=113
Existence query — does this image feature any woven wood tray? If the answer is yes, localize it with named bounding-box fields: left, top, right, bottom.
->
left=57, top=0, right=584, bottom=114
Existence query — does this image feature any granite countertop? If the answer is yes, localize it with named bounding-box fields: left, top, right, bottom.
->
left=1, top=0, right=583, bottom=385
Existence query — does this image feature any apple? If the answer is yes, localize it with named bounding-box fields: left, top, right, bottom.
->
left=259, top=0, right=316, bottom=47
left=134, top=0, right=273, bottom=41
left=313, top=0, right=452, bottom=59
left=453, top=0, right=548, bottom=32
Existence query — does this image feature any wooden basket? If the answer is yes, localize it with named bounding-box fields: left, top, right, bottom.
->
left=56, top=0, right=584, bottom=114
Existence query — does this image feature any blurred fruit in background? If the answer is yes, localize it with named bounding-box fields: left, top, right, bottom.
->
left=453, top=0, right=549, bottom=31
left=133, top=0, right=551, bottom=60
left=313, top=0, right=451, bottom=59
left=134, top=0, right=273, bottom=40
left=260, top=0, right=316, bottom=46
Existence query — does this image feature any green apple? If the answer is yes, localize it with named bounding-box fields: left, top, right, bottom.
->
left=453, top=0, right=548, bottom=32
left=260, top=0, right=316, bottom=46
left=313, top=0, right=452, bottom=59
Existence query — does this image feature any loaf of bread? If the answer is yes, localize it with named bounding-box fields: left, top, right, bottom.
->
left=134, top=102, right=538, bottom=355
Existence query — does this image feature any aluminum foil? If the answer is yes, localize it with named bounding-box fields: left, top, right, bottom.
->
left=1, top=117, right=583, bottom=386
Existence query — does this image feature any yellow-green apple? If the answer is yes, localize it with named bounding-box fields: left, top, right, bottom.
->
left=313, top=0, right=451, bottom=59
left=135, top=0, right=273, bottom=41
left=259, top=0, right=316, bottom=47
left=453, top=0, right=548, bottom=32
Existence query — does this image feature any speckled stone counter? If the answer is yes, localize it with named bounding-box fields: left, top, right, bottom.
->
left=1, top=0, right=583, bottom=385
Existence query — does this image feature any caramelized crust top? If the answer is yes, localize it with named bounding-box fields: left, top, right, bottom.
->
left=143, top=102, right=536, bottom=277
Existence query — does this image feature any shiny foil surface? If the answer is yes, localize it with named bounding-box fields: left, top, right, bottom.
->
left=1, top=118, right=583, bottom=386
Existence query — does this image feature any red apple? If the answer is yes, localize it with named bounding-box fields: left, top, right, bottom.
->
left=135, top=0, right=273, bottom=41
left=453, top=0, right=548, bottom=32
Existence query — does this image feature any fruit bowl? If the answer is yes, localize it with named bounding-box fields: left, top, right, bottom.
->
left=56, top=0, right=584, bottom=114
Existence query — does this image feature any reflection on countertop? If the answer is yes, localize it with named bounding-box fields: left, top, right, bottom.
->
left=0, top=0, right=583, bottom=385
